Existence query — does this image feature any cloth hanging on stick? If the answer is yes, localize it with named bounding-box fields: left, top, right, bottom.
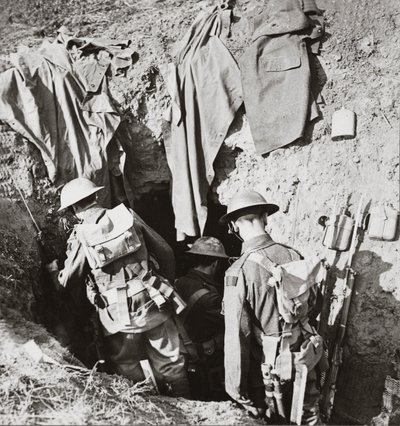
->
left=162, top=5, right=243, bottom=240
left=0, top=27, right=135, bottom=205
left=240, top=0, right=319, bottom=156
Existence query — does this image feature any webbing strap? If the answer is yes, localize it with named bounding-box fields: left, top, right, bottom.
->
left=279, top=324, right=294, bottom=381
left=228, top=240, right=277, bottom=275
left=242, top=240, right=277, bottom=260
left=116, top=286, right=131, bottom=326
left=180, top=288, right=210, bottom=322
left=247, top=252, right=276, bottom=286
left=172, top=314, right=200, bottom=361
left=261, top=334, right=280, bottom=367
left=102, top=280, right=145, bottom=305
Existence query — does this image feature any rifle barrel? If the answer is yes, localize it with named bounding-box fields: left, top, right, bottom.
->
left=321, top=196, right=364, bottom=421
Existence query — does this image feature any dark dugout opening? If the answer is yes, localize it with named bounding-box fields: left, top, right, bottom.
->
left=134, top=188, right=242, bottom=279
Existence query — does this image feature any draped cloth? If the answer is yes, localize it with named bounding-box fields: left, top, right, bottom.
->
left=162, top=6, right=243, bottom=240
left=0, top=28, right=135, bottom=206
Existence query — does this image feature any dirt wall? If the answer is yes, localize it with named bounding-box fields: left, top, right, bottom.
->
left=110, top=2, right=400, bottom=420
left=0, top=0, right=399, bottom=423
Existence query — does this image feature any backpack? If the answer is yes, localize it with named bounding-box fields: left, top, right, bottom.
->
left=244, top=244, right=328, bottom=380
left=252, top=254, right=326, bottom=325
left=75, top=204, right=142, bottom=270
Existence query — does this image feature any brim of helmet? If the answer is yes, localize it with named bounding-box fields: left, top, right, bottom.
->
left=219, top=203, right=279, bottom=225
left=186, top=248, right=229, bottom=258
left=58, top=186, right=104, bottom=212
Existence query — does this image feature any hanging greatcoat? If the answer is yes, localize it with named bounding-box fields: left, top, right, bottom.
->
left=162, top=5, right=243, bottom=240
left=0, top=28, right=135, bottom=206
left=239, top=0, right=319, bottom=155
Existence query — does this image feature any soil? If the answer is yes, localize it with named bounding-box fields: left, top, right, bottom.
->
left=0, top=0, right=399, bottom=424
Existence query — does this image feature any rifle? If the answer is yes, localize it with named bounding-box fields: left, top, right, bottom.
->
left=8, top=170, right=71, bottom=330
left=321, top=195, right=364, bottom=422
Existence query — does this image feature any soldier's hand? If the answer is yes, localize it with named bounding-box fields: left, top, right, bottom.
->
left=45, top=259, right=59, bottom=273
left=237, top=397, right=265, bottom=418
left=94, top=294, right=107, bottom=309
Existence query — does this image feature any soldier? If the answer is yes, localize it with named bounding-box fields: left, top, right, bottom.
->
left=50, top=177, right=190, bottom=397
left=219, top=190, right=321, bottom=424
left=175, top=237, right=227, bottom=400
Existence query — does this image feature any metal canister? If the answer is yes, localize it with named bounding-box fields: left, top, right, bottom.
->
left=331, top=108, right=356, bottom=140
left=322, top=209, right=355, bottom=251
left=367, top=204, right=399, bottom=241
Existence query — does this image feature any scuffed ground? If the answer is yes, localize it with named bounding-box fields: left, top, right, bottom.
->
left=0, top=306, right=260, bottom=425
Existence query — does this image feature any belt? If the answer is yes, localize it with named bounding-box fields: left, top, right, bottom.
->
left=102, top=279, right=145, bottom=305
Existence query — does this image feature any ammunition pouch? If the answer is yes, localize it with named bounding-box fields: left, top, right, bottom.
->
left=99, top=280, right=146, bottom=326
left=294, top=334, right=323, bottom=372
left=100, top=279, right=146, bottom=306
left=261, top=321, right=324, bottom=383
left=94, top=267, right=183, bottom=328
left=200, top=334, right=224, bottom=356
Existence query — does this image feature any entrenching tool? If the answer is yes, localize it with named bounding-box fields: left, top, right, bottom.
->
left=140, top=359, right=159, bottom=393
left=290, top=363, right=308, bottom=425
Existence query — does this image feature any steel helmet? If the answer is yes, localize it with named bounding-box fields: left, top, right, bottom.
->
left=58, top=177, right=104, bottom=211
left=219, top=190, right=279, bottom=224
left=186, top=236, right=228, bottom=258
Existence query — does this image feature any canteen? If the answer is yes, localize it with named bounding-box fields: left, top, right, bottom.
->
left=366, top=204, right=398, bottom=241
left=322, top=209, right=354, bottom=251
left=331, top=108, right=356, bottom=140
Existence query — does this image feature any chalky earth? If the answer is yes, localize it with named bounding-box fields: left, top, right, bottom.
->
left=0, top=0, right=399, bottom=424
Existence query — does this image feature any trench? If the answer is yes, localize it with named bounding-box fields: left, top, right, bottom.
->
left=1, top=0, right=400, bottom=420
left=28, top=177, right=239, bottom=393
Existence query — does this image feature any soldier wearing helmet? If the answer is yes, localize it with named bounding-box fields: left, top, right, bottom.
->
left=175, top=236, right=228, bottom=401
left=220, top=190, right=321, bottom=424
left=53, top=177, right=189, bottom=397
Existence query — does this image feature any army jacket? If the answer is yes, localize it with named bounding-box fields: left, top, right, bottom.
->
left=58, top=204, right=173, bottom=335
left=223, top=233, right=300, bottom=402
left=175, top=269, right=224, bottom=344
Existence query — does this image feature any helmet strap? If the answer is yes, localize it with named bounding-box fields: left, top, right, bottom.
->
left=228, top=221, right=243, bottom=242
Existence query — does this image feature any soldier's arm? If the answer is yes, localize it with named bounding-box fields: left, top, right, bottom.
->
left=58, top=229, right=89, bottom=288
left=223, top=268, right=252, bottom=403
left=191, top=291, right=224, bottom=332
left=86, top=275, right=98, bottom=306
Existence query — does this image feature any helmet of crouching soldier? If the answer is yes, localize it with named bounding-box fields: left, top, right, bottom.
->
left=186, top=236, right=228, bottom=258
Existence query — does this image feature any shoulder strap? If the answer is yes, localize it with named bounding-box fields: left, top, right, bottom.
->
left=172, top=314, right=200, bottom=361
left=225, top=240, right=277, bottom=287
left=180, top=288, right=210, bottom=322
left=233, top=240, right=277, bottom=272
left=275, top=242, right=303, bottom=260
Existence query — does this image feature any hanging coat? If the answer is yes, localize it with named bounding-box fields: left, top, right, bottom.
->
left=0, top=29, right=135, bottom=205
left=239, top=0, right=319, bottom=156
left=162, top=6, right=243, bottom=240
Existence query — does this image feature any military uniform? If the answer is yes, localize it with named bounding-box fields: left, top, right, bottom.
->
left=224, top=234, right=320, bottom=424
left=175, top=269, right=225, bottom=400
left=59, top=203, right=189, bottom=396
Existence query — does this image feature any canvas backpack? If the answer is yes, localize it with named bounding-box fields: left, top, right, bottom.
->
left=241, top=243, right=328, bottom=380
left=75, top=203, right=142, bottom=270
